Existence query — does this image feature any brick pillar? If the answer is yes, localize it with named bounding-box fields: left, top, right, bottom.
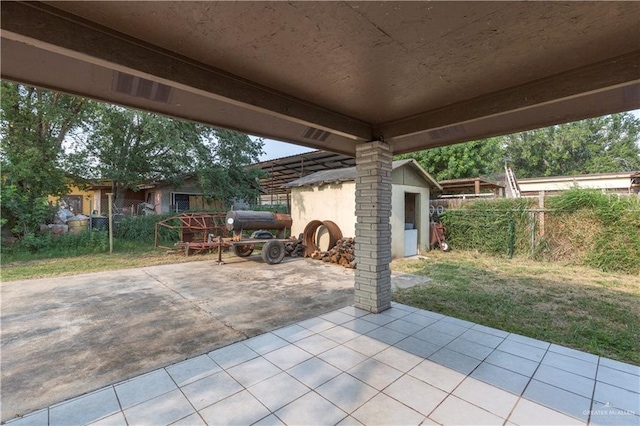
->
left=354, top=141, right=392, bottom=313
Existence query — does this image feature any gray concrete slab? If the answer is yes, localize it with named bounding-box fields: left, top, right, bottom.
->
left=0, top=257, right=355, bottom=421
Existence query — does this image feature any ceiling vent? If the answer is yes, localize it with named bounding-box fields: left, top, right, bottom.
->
left=112, top=71, right=172, bottom=103
left=302, top=126, right=331, bottom=142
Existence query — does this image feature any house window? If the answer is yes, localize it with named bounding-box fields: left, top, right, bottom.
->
left=173, top=194, right=190, bottom=212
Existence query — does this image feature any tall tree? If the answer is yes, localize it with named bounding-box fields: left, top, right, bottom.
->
left=503, top=113, right=640, bottom=178
left=194, top=129, right=265, bottom=206
left=68, top=104, right=264, bottom=207
left=0, top=82, right=93, bottom=234
left=396, top=113, right=640, bottom=181
left=397, top=138, right=503, bottom=181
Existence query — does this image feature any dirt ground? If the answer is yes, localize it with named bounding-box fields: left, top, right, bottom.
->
left=0, top=257, right=356, bottom=421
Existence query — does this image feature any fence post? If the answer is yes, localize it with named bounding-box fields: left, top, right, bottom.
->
left=509, top=218, right=515, bottom=259
left=539, top=191, right=545, bottom=237
left=107, top=192, right=114, bottom=254
left=530, top=211, right=536, bottom=255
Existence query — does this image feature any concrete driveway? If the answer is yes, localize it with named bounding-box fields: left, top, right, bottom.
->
left=0, top=257, right=355, bottom=421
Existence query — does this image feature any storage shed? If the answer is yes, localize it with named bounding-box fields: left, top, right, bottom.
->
left=284, top=159, right=442, bottom=259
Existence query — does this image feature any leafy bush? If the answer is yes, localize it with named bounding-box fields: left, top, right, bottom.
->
left=114, top=214, right=180, bottom=243
left=440, top=190, right=639, bottom=275
left=440, top=198, right=534, bottom=256
left=585, top=227, right=640, bottom=274
left=544, top=189, right=640, bottom=274
left=13, top=230, right=109, bottom=255
left=0, top=184, right=54, bottom=235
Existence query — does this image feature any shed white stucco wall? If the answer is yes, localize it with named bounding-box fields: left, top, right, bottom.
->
left=290, top=182, right=357, bottom=243
left=290, top=165, right=432, bottom=259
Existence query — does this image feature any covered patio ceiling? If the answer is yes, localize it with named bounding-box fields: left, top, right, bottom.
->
left=2, top=1, right=639, bottom=156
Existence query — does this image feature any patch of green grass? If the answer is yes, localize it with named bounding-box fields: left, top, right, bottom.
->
left=0, top=241, right=229, bottom=281
left=392, top=252, right=640, bottom=365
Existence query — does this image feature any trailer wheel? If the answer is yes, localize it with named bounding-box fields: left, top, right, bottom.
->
left=262, top=240, right=286, bottom=264
left=233, top=244, right=254, bottom=257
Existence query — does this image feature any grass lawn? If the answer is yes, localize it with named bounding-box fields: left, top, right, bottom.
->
left=0, top=242, right=234, bottom=281
left=391, top=251, right=640, bottom=365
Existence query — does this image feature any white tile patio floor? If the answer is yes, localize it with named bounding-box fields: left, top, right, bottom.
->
left=6, top=303, right=640, bottom=426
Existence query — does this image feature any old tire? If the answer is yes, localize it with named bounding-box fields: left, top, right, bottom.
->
left=233, top=244, right=254, bottom=257
left=262, top=240, right=286, bottom=264
left=440, top=241, right=450, bottom=252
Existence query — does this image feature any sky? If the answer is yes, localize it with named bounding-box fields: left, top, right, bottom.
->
left=257, top=109, right=640, bottom=162
left=258, top=138, right=314, bottom=162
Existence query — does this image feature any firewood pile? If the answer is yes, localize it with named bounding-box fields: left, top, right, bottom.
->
left=310, top=237, right=356, bottom=268
left=284, top=234, right=306, bottom=258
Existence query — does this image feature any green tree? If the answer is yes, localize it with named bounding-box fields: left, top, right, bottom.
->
left=397, top=138, right=503, bottom=180
left=0, top=82, right=93, bottom=234
left=503, top=113, right=640, bottom=178
left=68, top=104, right=264, bottom=208
left=396, top=113, right=639, bottom=181
left=194, top=129, right=265, bottom=206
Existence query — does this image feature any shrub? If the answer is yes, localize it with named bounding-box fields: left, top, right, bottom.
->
left=114, top=214, right=180, bottom=243
left=439, top=189, right=640, bottom=274
left=13, top=230, right=109, bottom=255
left=440, top=198, right=533, bottom=256
left=544, top=189, right=640, bottom=274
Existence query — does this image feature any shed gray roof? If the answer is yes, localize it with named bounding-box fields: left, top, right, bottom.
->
left=283, top=159, right=442, bottom=190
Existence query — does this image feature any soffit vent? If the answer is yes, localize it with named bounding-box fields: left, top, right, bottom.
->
left=112, top=71, right=172, bottom=103
left=302, top=126, right=331, bottom=142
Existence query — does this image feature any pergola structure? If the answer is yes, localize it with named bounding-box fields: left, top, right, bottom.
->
left=249, top=151, right=356, bottom=206
left=2, top=1, right=639, bottom=313
left=437, top=177, right=505, bottom=197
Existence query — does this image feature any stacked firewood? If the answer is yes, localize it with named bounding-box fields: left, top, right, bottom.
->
left=310, top=237, right=356, bottom=268
left=284, top=234, right=306, bottom=258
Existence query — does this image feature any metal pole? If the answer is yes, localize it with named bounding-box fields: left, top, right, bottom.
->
left=107, top=192, right=114, bottom=253
left=530, top=211, right=535, bottom=255
left=538, top=191, right=545, bottom=237
left=509, top=218, right=515, bottom=259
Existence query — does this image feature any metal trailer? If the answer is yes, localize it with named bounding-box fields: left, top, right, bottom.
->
left=222, top=210, right=295, bottom=264
left=155, top=211, right=296, bottom=264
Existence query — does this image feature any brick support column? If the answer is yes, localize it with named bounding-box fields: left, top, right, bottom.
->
left=354, top=141, right=392, bottom=313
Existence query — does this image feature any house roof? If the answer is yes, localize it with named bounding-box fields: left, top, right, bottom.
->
left=283, top=159, right=442, bottom=190
left=518, top=171, right=640, bottom=184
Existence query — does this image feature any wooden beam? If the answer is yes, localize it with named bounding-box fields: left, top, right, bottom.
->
left=1, top=1, right=372, bottom=142
left=380, top=51, right=640, bottom=140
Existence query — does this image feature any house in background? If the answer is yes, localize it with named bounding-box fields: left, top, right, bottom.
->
left=432, top=171, right=640, bottom=203
left=49, top=184, right=93, bottom=216
left=284, top=159, right=442, bottom=259
left=144, top=176, right=225, bottom=214
left=48, top=179, right=143, bottom=216
left=518, top=171, right=640, bottom=197
left=52, top=177, right=225, bottom=217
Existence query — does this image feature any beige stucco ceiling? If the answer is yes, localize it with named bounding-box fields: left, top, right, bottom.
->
left=2, top=1, right=639, bottom=156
